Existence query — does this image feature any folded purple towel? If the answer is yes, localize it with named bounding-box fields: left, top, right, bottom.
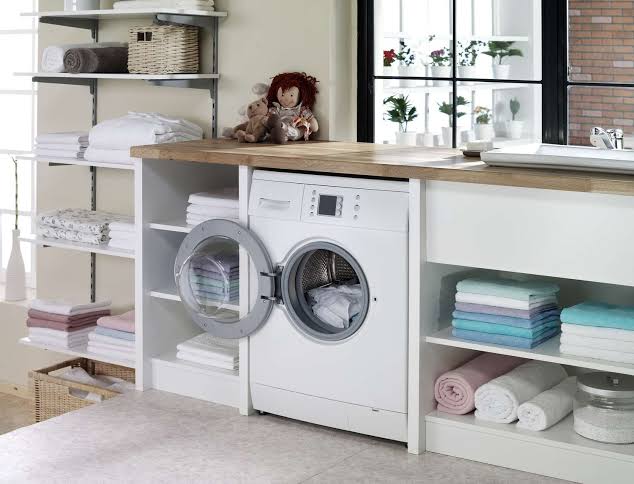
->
left=455, top=302, right=559, bottom=320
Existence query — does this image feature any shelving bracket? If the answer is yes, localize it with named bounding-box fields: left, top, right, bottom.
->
left=32, top=76, right=98, bottom=95
left=38, top=17, right=98, bottom=40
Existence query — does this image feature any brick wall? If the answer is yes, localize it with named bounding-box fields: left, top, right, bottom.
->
left=568, top=0, right=634, bottom=145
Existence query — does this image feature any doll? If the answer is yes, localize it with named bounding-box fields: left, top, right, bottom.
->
left=266, top=72, right=319, bottom=142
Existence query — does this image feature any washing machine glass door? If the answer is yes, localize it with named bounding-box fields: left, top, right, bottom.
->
left=174, top=219, right=275, bottom=339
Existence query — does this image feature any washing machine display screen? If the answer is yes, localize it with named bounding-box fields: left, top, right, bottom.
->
left=318, top=195, right=339, bottom=216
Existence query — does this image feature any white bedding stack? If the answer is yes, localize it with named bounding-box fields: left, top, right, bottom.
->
left=186, top=189, right=239, bottom=226
left=35, top=132, right=89, bottom=160
left=108, top=220, right=136, bottom=251
left=176, top=333, right=239, bottom=371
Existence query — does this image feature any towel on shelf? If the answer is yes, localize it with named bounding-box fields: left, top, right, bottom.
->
left=561, top=301, right=634, bottom=331
left=176, top=351, right=237, bottom=370
left=96, top=310, right=135, bottom=334
left=38, top=209, right=133, bottom=236
left=452, top=318, right=561, bottom=339
left=30, top=298, right=111, bottom=317
left=560, top=344, right=634, bottom=364
left=452, top=327, right=560, bottom=349
left=308, top=284, right=363, bottom=329
left=474, top=360, right=568, bottom=424
left=561, top=322, right=634, bottom=343
left=456, top=278, right=560, bottom=301
left=188, top=189, right=238, bottom=209
left=27, top=308, right=110, bottom=324
left=84, top=147, right=136, bottom=165
left=561, top=332, right=634, bottom=354
left=41, top=43, right=127, bottom=73
left=113, top=0, right=164, bottom=8
left=38, top=226, right=109, bottom=245
left=94, top=326, right=136, bottom=341
left=452, top=309, right=561, bottom=329
left=456, top=292, right=557, bottom=311
left=176, top=332, right=238, bottom=360
left=27, top=319, right=99, bottom=332
left=434, top=353, right=526, bottom=415
left=187, top=204, right=240, bottom=218
left=29, top=326, right=94, bottom=340
left=35, top=132, right=89, bottom=145
left=88, top=331, right=135, bottom=349
left=517, top=377, right=577, bottom=431
left=455, top=302, right=559, bottom=320
left=34, top=149, right=86, bottom=160
left=34, top=143, right=87, bottom=152
left=63, top=47, right=129, bottom=74
left=87, top=343, right=135, bottom=362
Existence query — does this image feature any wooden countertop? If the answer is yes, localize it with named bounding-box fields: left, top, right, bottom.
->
left=130, top=139, right=634, bottom=196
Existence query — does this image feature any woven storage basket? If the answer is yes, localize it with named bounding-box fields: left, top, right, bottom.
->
left=30, top=358, right=135, bottom=422
left=128, top=24, right=199, bottom=74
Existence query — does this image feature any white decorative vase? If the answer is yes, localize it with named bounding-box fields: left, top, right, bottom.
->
left=398, top=65, right=418, bottom=87
left=458, top=65, right=477, bottom=85
left=506, top=120, right=525, bottom=139
left=474, top=123, right=495, bottom=141
left=395, top=131, right=417, bottom=146
left=5, top=229, right=26, bottom=302
left=441, top=126, right=453, bottom=147
left=431, top=65, right=451, bottom=86
left=64, top=0, right=100, bottom=11
left=418, top=132, right=436, bottom=147
left=493, top=64, right=511, bottom=80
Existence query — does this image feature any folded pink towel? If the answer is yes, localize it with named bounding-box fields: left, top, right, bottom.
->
left=434, top=353, right=527, bottom=415
left=28, top=309, right=110, bottom=324
left=27, top=318, right=97, bottom=332
left=97, top=310, right=135, bottom=333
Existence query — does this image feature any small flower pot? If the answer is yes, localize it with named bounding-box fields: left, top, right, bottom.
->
left=441, top=126, right=453, bottom=147
left=417, top=132, right=436, bottom=147
left=431, top=65, right=452, bottom=86
left=458, top=65, right=477, bottom=85
left=474, top=123, right=495, bottom=141
left=395, top=131, right=418, bottom=146
left=493, top=64, right=511, bottom=80
left=398, top=66, right=418, bottom=87
left=506, top=120, right=525, bottom=139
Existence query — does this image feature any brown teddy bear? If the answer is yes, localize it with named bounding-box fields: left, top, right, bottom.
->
left=231, top=98, right=269, bottom=143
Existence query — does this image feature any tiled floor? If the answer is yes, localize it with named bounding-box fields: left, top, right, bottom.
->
left=0, top=393, right=33, bottom=435
left=0, top=390, right=569, bottom=483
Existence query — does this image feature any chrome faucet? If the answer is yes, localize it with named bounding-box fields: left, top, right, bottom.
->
left=590, top=127, right=624, bottom=150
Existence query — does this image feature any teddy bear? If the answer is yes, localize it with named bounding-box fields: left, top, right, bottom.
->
left=229, top=97, right=269, bottom=143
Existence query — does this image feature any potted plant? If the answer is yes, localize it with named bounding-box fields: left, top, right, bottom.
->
left=473, top=106, right=494, bottom=140
left=483, top=41, right=523, bottom=79
left=384, top=94, right=418, bottom=145
left=396, top=40, right=417, bottom=87
left=506, top=97, right=524, bottom=139
left=438, top=96, right=469, bottom=147
left=4, top=157, right=26, bottom=301
left=428, top=35, right=452, bottom=86
left=457, top=40, right=485, bottom=82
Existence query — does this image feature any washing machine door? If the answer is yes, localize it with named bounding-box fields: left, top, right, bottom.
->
left=174, top=219, right=275, bottom=339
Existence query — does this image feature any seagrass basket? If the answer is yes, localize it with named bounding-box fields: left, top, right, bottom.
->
left=128, top=24, right=199, bottom=74
left=30, top=358, right=135, bottom=422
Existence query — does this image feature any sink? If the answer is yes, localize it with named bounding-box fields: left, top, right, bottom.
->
left=480, top=143, right=634, bottom=174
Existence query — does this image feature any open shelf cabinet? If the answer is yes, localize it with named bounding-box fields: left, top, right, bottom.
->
left=20, top=337, right=135, bottom=368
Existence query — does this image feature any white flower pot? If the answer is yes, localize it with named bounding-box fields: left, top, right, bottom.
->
left=395, top=131, right=417, bottom=146
left=431, top=65, right=451, bottom=86
left=493, top=64, right=511, bottom=80
left=417, top=132, right=436, bottom=147
left=506, top=120, right=525, bottom=139
left=383, top=66, right=399, bottom=87
left=5, top=229, right=26, bottom=302
left=398, top=65, right=418, bottom=87
left=65, top=0, right=100, bottom=11
left=441, top=126, right=453, bottom=147
left=458, top=65, right=477, bottom=85
left=474, top=123, right=495, bottom=141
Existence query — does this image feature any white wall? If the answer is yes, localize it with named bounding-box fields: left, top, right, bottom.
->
left=0, top=0, right=357, bottom=390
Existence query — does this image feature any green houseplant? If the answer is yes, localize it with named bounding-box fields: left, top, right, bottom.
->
left=457, top=40, right=485, bottom=81
left=438, top=96, right=469, bottom=147
left=473, top=106, right=494, bottom=140
left=483, top=41, right=523, bottom=79
left=396, top=40, right=418, bottom=87
left=384, top=94, right=418, bottom=145
left=4, top=156, right=26, bottom=301
left=507, top=97, right=524, bottom=139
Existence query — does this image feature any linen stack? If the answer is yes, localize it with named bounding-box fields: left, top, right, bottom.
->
left=189, top=254, right=239, bottom=306
left=37, top=208, right=133, bottom=246
left=560, top=302, right=634, bottom=364
left=452, top=277, right=561, bottom=349
left=84, top=112, right=203, bottom=165
left=108, top=220, right=136, bottom=252
left=176, top=333, right=238, bottom=370
left=88, top=310, right=136, bottom=364
left=26, top=299, right=111, bottom=349
left=35, top=132, right=88, bottom=160
left=186, top=189, right=239, bottom=226
left=113, top=0, right=215, bottom=11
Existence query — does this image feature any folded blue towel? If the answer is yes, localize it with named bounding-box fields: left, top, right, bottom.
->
left=452, top=327, right=560, bottom=349
left=452, top=318, right=560, bottom=338
left=95, top=326, right=135, bottom=341
left=452, top=309, right=561, bottom=329
left=561, top=302, right=634, bottom=331
left=456, top=278, right=559, bottom=301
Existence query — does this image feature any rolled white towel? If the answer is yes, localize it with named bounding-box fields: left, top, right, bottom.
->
left=517, top=376, right=577, bottom=431
left=474, top=360, right=568, bottom=423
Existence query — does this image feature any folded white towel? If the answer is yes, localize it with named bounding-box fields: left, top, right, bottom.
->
left=88, top=340, right=135, bottom=355
left=28, top=334, right=89, bottom=349
left=35, top=143, right=87, bottom=151
left=41, top=43, right=127, bottom=73
left=474, top=360, right=568, bottom=423
left=35, top=149, right=85, bottom=160
left=517, top=376, right=577, bottom=431
left=84, top=146, right=135, bottom=165
left=109, top=221, right=135, bottom=233
left=561, top=323, right=634, bottom=342
left=36, top=132, right=89, bottom=145
left=29, top=326, right=95, bottom=340
left=187, top=204, right=240, bottom=218
left=186, top=214, right=239, bottom=226
left=87, top=343, right=136, bottom=362
left=456, top=292, right=557, bottom=310
left=561, top=332, right=634, bottom=354
left=113, top=0, right=163, bottom=9
left=560, top=343, right=634, bottom=364
left=30, top=298, right=111, bottom=316
left=88, top=331, right=136, bottom=349
left=188, top=190, right=239, bottom=209
left=176, top=350, right=238, bottom=370
left=176, top=332, right=238, bottom=363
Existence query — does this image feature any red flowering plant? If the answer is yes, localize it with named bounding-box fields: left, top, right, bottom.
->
left=383, top=49, right=397, bottom=67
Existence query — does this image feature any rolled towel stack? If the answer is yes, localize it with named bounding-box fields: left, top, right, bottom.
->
left=189, top=254, right=239, bottom=306
left=452, top=277, right=561, bottom=349
left=63, top=47, right=129, bottom=74
left=35, top=132, right=88, bottom=160
left=176, top=332, right=238, bottom=370
left=41, top=42, right=127, bottom=73
left=85, top=112, right=203, bottom=165
left=37, top=208, right=134, bottom=246
left=186, top=189, right=239, bottom=226
left=88, top=310, right=136, bottom=364
left=560, top=302, right=634, bottom=364
left=26, top=299, right=111, bottom=349
left=517, top=376, right=577, bottom=431
left=108, top=220, right=136, bottom=251
left=474, top=360, right=568, bottom=423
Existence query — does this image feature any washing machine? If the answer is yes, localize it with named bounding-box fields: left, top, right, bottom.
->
left=175, top=170, right=409, bottom=442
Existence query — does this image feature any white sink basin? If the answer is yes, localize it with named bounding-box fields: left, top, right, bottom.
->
left=481, top=143, right=634, bottom=174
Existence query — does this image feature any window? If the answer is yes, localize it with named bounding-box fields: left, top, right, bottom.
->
left=358, top=0, right=634, bottom=148
left=0, top=2, right=37, bottom=286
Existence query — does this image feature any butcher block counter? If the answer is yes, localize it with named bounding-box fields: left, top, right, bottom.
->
left=131, top=139, right=634, bottom=196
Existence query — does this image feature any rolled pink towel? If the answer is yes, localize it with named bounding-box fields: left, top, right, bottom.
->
left=434, top=353, right=526, bottom=415
left=97, top=310, right=135, bottom=333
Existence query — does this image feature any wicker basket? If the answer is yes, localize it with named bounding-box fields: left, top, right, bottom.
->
left=30, top=358, right=135, bottom=422
left=128, top=24, right=199, bottom=74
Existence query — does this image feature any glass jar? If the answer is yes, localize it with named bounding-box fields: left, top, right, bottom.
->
left=573, top=372, right=634, bottom=444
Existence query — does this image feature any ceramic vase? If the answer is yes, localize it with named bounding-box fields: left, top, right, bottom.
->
left=493, top=64, right=511, bottom=80
left=475, top=123, right=495, bottom=141
left=431, top=65, right=451, bottom=86
left=441, top=126, right=453, bottom=147
left=398, top=66, right=418, bottom=87
left=395, top=131, right=417, bottom=146
left=458, top=65, right=477, bottom=85
left=5, top=229, right=26, bottom=302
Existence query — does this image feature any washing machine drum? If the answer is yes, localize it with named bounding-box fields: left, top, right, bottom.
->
left=175, top=220, right=370, bottom=341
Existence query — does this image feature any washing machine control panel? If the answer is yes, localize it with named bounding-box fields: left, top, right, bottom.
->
left=315, top=194, right=343, bottom=217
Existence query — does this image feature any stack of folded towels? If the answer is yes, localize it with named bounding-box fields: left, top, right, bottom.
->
left=88, top=310, right=135, bottom=364
left=113, top=0, right=215, bottom=11
left=176, top=333, right=238, bottom=370
left=35, top=132, right=88, bottom=160
left=452, top=277, right=561, bottom=349
left=41, top=42, right=127, bottom=73
left=186, top=189, right=239, bottom=226
left=85, top=112, right=203, bottom=166
left=37, top=208, right=133, bottom=246
left=560, top=302, right=634, bottom=364
left=189, top=254, right=239, bottom=306
left=26, top=299, right=111, bottom=349
left=108, top=219, right=136, bottom=252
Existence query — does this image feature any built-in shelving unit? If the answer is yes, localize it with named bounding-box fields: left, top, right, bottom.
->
left=16, top=155, right=135, bottom=171
left=19, top=337, right=135, bottom=368
left=20, top=234, right=135, bottom=259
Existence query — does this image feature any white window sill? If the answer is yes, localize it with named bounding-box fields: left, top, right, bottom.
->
left=0, top=284, right=36, bottom=309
